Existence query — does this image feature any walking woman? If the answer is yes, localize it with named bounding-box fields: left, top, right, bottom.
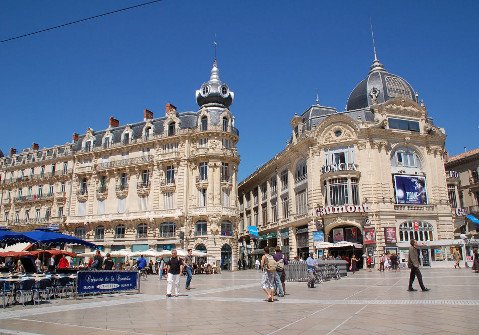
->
left=350, top=254, right=358, bottom=274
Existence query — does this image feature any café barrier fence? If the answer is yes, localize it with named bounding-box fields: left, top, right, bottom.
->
left=76, top=270, right=139, bottom=296
left=285, top=260, right=348, bottom=282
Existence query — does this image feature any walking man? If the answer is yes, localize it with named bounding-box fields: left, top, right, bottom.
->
left=157, top=256, right=165, bottom=280
left=453, top=248, right=461, bottom=269
left=273, top=246, right=288, bottom=296
left=407, top=239, right=429, bottom=292
left=185, top=248, right=193, bottom=290
left=166, top=249, right=184, bottom=297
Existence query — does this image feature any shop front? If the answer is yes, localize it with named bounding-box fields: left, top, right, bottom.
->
left=397, top=239, right=465, bottom=268
left=296, top=226, right=309, bottom=260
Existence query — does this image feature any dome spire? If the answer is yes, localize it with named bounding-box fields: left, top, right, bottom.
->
left=210, top=36, right=220, bottom=83
left=369, top=19, right=386, bottom=74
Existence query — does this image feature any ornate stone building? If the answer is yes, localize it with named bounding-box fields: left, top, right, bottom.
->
left=0, top=60, right=240, bottom=270
left=238, top=56, right=457, bottom=268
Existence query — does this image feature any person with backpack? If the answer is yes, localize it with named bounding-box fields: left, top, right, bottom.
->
left=273, top=246, right=288, bottom=297
left=260, top=247, right=276, bottom=302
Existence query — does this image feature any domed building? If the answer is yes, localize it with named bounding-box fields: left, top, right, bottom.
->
left=238, top=55, right=458, bottom=269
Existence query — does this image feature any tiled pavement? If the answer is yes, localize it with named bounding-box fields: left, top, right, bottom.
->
left=0, top=268, right=478, bottom=335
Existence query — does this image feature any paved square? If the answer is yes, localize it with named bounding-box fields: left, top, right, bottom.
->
left=1, top=268, right=478, bottom=335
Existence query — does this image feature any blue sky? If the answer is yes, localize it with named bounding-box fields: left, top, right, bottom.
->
left=1, top=1, right=478, bottom=181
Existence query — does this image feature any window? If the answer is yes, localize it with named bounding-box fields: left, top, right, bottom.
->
left=222, top=138, right=231, bottom=149
left=18, top=188, right=23, bottom=198
left=84, top=140, right=92, bottom=152
left=4, top=211, right=9, bottom=222
left=168, top=122, right=176, bottom=136
left=388, top=118, right=420, bottom=132
left=103, top=136, right=111, bottom=149
left=30, top=167, right=34, bottom=177
left=58, top=206, right=63, bottom=217
left=195, top=221, right=208, bottom=236
left=80, top=178, right=88, bottom=195
left=166, top=166, right=175, bottom=184
left=200, top=116, right=208, bottom=131
left=448, top=184, right=458, bottom=208
left=27, top=187, right=32, bottom=196
left=222, top=117, right=229, bottom=131
left=45, top=207, right=51, bottom=220
left=198, top=188, right=207, bottom=207
left=199, top=162, right=208, bottom=181
left=254, top=209, right=258, bottom=226
left=164, top=192, right=174, bottom=209
left=35, top=208, right=41, bottom=222
left=63, top=162, right=68, bottom=173
left=51, top=164, right=56, bottom=176
left=141, top=170, right=149, bottom=186
left=95, top=226, right=105, bottom=241
left=159, top=222, right=176, bottom=238
left=281, top=196, right=289, bottom=219
left=61, top=182, right=66, bottom=193
left=324, top=147, right=355, bottom=170
left=48, top=184, right=54, bottom=196
left=324, top=177, right=359, bottom=206
left=115, top=224, right=125, bottom=238
left=296, top=190, right=308, bottom=215
left=222, top=188, right=230, bottom=206
left=144, top=127, right=151, bottom=141
left=98, top=176, right=107, bottom=192
left=119, top=173, right=128, bottom=189
left=74, top=227, right=86, bottom=239
left=270, top=177, right=277, bottom=195
left=38, top=185, right=43, bottom=197
left=198, top=138, right=208, bottom=148
left=77, top=202, right=86, bottom=216
left=394, top=149, right=421, bottom=168
left=261, top=205, right=267, bottom=225
left=137, top=223, right=148, bottom=239
left=296, top=160, right=307, bottom=182
left=280, top=171, right=288, bottom=190
left=221, top=163, right=230, bottom=182
left=25, top=209, right=30, bottom=221
left=261, top=183, right=267, bottom=200
left=271, top=200, right=278, bottom=222
left=399, top=221, right=433, bottom=242
left=221, top=221, right=233, bottom=236
left=163, top=142, right=178, bottom=152
left=15, top=211, right=19, bottom=223
left=122, top=132, right=130, bottom=145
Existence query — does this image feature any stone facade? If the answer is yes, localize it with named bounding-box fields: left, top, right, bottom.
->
left=0, top=60, right=240, bottom=270
left=238, top=57, right=455, bottom=268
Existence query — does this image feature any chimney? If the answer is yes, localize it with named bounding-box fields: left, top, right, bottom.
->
left=9, top=148, right=16, bottom=157
left=165, top=103, right=177, bottom=115
left=144, top=109, right=154, bottom=120
left=32, top=143, right=39, bottom=151
left=72, top=133, right=79, bottom=142
left=109, top=116, right=119, bottom=128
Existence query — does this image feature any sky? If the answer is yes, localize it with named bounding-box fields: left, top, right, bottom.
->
left=0, top=0, right=478, bottom=181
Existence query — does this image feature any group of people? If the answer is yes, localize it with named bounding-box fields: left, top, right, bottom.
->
left=378, top=252, right=400, bottom=272
left=260, top=246, right=288, bottom=302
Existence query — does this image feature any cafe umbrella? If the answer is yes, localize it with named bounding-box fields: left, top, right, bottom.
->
left=0, top=227, right=36, bottom=246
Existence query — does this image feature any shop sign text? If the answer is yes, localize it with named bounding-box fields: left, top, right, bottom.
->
left=316, top=203, right=369, bottom=216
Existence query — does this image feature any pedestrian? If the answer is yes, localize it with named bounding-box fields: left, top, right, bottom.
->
left=58, top=255, right=69, bottom=269
left=260, top=247, right=276, bottom=302
left=103, top=253, right=114, bottom=270
left=185, top=248, right=193, bottom=290
left=391, top=253, right=399, bottom=272
left=16, top=259, right=25, bottom=273
left=34, top=256, right=42, bottom=273
left=48, top=256, right=56, bottom=272
left=306, top=252, right=318, bottom=288
left=379, top=254, right=385, bottom=272
left=92, top=250, right=103, bottom=270
left=157, top=257, right=165, bottom=280
left=367, top=255, right=373, bottom=272
left=166, top=249, right=184, bottom=297
left=473, top=248, right=479, bottom=273
left=350, top=254, right=358, bottom=274
left=273, top=246, right=287, bottom=297
left=255, top=259, right=260, bottom=271
left=453, top=248, right=461, bottom=269
left=407, top=239, right=429, bottom=292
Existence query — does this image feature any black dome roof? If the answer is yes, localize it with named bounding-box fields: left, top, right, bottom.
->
left=196, top=60, right=234, bottom=108
left=347, top=58, right=417, bottom=111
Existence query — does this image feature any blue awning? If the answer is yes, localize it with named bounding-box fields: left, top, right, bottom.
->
left=466, top=214, right=479, bottom=225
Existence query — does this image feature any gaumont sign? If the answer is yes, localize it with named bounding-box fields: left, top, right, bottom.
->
left=321, top=163, right=358, bottom=173
left=316, top=204, right=369, bottom=216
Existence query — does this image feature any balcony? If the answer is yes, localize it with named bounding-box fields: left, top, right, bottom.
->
left=114, top=234, right=125, bottom=240
left=97, top=155, right=153, bottom=171
left=96, top=185, right=108, bottom=200
left=13, top=194, right=53, bottom=203
left=76, top=164, right=94, bottom=174
left=394, top=204, right=436, bottom=212
left=295, top=174, right=308, bottom=185
left=115, top=184, right=129, bottom=198
left=77, top=189, right=88, bottom=202
left=137, top=181, right=151, bottom=196
left=66, top=208, right=184, bottom=224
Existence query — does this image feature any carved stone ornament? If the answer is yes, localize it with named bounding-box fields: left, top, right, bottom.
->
left=369, top=87, right=380, bottom=104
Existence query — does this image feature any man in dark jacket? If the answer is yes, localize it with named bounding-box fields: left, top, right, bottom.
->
left=407, top=239, right=429, bottom=292
left=273, top=246, right=288, bottom=296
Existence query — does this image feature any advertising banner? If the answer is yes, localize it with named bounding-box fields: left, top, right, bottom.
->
left=363, top=228, right=376, bottom=245
left=77, top=271, right=138, bottom=294
left=394, top=175, right=428, bottom=205
left=312, top=231, right=324, bottom=243
left=384, top=227, right=397, bottom=244
left=345, top=228, right=357, bottom=242
left=247, top=226, right=259, bottom=237
left=333, top=228, right=344, bottom=243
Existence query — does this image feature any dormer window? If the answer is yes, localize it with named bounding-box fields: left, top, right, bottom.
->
left=103, top=136, right=111, bottom=149
left=84, top=140, right=92, bottom=152
left=168, top=122, right=176, bottom=136
left=122, top=132, right=130, bottom=145
left=200, top=116, right=208, bottom=131
left=144, top=126, right=152, bottom=141
left=222, top=117, right=228, bottom=131
left=202, top=85, right=209, bottom=96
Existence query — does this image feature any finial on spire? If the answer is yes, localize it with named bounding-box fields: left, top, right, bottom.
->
left=213, top=34, right=218, bottom=62
left=370, top=18, right=378, bottom=61
left=315, top=91, right=320, bottom=105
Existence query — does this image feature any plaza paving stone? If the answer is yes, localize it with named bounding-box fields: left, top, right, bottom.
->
left=0, top=268, right=478, bottom=334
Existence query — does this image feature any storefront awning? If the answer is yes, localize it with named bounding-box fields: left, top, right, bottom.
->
left=466, top=214, right=479, bottom=225
left=397, top=239, right=465, bottom=248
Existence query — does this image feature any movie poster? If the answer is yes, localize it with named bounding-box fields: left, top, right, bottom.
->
left=384, top=227, right=397, bottom=244
left=345, top=228, right=357, bottom=242
left=332, top=228, right=344, bottom=243
left=394, top=175, right=428, bottom=205
left=363, top=227, right=376, bottom=244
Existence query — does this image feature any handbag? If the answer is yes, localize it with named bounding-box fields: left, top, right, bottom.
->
left=349, top=265, right=352, bottom=271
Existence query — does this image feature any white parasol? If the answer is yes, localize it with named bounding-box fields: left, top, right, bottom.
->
left=130, top=248, right=161, bottom=257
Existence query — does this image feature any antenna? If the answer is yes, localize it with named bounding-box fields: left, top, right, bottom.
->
left=213, top=34, right=218, bottom=61
left=316, top=91, right=320, bottom=105
left=369, top=18, right=378, bottom=61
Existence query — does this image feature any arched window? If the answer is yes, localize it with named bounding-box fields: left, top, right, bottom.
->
left=222, top=117, right=229, bottom=132
left=200, top=116, right=208, bottom=131
left=399, top=221, right=433, bottom=242
left=115, top=224, right=125, bottom=238
left=74, top=227, right=85, bottom=239
left=168, top=122, right=176, bottom=136
left=137, top=223, right=148, bottom=238
left=159, top=222, right=176, bottom=237
left=95, top=225, right=105, bottom=241
left=392, top=148, right=421, bottom=168
left=295, top=160, right=307, bottom=182
left=195, top=221, right=208, bottom=236
left=221, top=221, right=233, bottom=236
left=144, top=126, right=152, bottom=141
left=324, top=177, right=359, bottom=206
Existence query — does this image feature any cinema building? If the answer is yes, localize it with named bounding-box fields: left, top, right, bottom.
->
left=0, top=60, right=241, bottom=270
left=238, top=56, right=457, bottom=268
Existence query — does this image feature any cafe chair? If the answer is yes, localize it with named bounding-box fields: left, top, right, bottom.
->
left=33, top=278, right=52, bottom=305
left=1, top=281, right=14, bottom=308
left=16, top=278, right=36, bottom=306
left=54, top=276, right=72, bottom=299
